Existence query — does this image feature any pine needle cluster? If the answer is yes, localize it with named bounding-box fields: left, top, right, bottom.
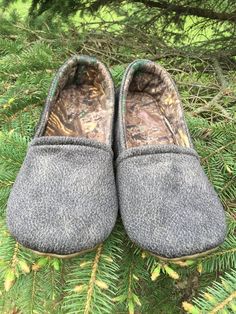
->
left=0, top=11, right=235, bottom=314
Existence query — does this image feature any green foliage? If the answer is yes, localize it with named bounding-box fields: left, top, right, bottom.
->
left=184, top=269, right=236, bottom=313
left=0, top=5, right=235, bottom=314
left=114, top=244, right=146, bottom=313
left=3, top=0, right=236, bottom=57
left=0, top=132, right=28, bottom=213
left=62, top=224, right=124, bottom=314
left=198, top=234, right=236, bottom=273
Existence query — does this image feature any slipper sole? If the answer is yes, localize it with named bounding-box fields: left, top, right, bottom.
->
left=28, top=244, right=99, bottom=259
left=148, top=246, right=218, bottom=262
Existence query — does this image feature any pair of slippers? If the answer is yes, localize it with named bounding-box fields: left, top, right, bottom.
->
left=7, top=55, right=226, bottom=261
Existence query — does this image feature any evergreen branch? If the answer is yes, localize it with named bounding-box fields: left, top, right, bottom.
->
left=114, top=242, right=142, bottom=314
left=183, top=269, right=236, bottom=313
left=201, top=140, right=236, bottom=163
left=0, top=132, right=28, bottom=215
left=210, top=290, right=236, bottom=313
left=84, top=244, right=103, bottom=314
left=0, top=10, right=235, bottom=312
left=0, top=131, right=28, bottom=166
left=227, top=210, right=236, bottom=234
left=0, top=256, right=64, bottom=313
left=62, top=223, right=124, bottom=313
left=199, top=235, right=236, bottom=272
left=134, top=0, right=236, bottom=24
left=30, top=270, right=37, bottom=314
left=212, top=58, right=228, bottom=88
left=10, top=242, right=20, bottom=269
left=0, top=218, right=32, bottom=299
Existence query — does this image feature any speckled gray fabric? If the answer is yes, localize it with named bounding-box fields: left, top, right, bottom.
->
left=116, top=60, right=226, bottom=259
left=117, top=145, right=226, bottom=258
left=7, top=138, right=117, bottom=255
left=6, top=55, right=118, bottom=255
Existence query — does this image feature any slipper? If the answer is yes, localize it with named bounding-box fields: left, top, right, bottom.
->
left=116, top=59, right=226, bottom=260
left=7, top=55, right=118, bottom=257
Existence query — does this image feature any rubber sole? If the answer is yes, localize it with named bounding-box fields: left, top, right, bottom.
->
left=29, top=243, right=218, bottom=261
left=29, top=244, right=99, bottom=259
left=148, top=246, right=219, bottom=262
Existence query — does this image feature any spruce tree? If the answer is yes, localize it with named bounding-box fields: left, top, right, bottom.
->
left=0, top=3, right=236, bottom=313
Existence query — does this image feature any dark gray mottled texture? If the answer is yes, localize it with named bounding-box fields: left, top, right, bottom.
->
left=117, top=145, right=226, bottom=258
left=116, top=59, right=226, bottom=258
left=7, top=55, right=118, bottom=255
left=7, top=137, right=118, bottom=255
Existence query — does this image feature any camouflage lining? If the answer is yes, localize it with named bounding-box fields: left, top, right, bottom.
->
left=44, top=58, right=113, bottom=144
left=123, top=62, right=190, bottom=148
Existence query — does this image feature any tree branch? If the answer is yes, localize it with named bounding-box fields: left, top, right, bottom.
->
left=133, top=0, right=236, bottom=24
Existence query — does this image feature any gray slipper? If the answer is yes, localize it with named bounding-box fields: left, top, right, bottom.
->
left=7, top=55, right=118, bottom=257
left=116, top=59, right=226, bottom=260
